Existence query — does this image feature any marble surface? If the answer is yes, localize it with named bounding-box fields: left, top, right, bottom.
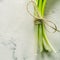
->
left=0, top=0, right=60, bottom=60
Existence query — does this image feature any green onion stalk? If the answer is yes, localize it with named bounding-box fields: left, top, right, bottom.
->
left=34, top=0, right=56, bottom=53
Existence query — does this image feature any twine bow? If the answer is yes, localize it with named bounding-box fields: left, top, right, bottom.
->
left=26, top=0, right=60, bottom=33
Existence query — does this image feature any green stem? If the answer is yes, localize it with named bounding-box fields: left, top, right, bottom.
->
left=42, top=23, right=56, bottom=53
left=34, top=23, right=39, bottom=50
left=38, top=0, right=42, bottom=15
left=34, top=20, right=43, bottom=52
left=38, top=23, right=43, bottom=52
left=42, top=0, right=46, bottom=17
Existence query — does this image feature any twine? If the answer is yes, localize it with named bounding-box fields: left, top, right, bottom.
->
left=26, top=0, right=60, bottom=33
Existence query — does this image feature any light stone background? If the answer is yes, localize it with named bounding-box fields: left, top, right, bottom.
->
left=0, top=0, right=60, bottom=60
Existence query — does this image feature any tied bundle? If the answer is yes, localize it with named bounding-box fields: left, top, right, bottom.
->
left=27, top=0, right=60, bottom=53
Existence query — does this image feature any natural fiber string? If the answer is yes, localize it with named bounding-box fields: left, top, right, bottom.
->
left=26, top=0, right=60, bottom=33
left=27, top=0, right=41, bottom=19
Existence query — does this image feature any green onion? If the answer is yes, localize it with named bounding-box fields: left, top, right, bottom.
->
left=34, top=0, right=56, bottom=53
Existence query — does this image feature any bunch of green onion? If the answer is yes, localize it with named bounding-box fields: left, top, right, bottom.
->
left=34, top=0, right=56, bottom=53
